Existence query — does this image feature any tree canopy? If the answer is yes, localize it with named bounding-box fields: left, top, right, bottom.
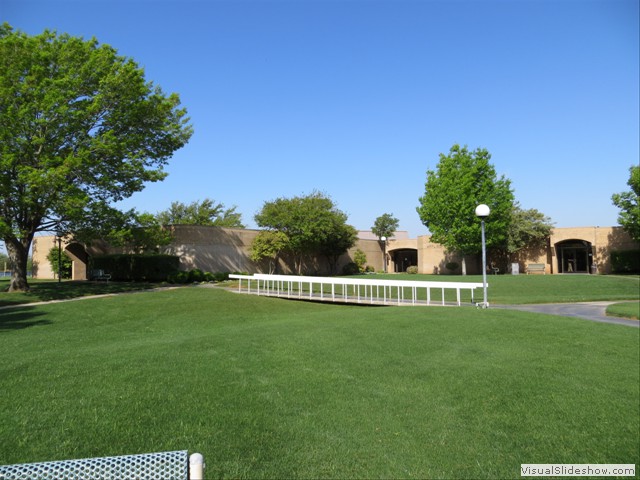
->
left=249, top=230, right=289, bottom=274
left=371, top=213, right=399, bottom=240
left=506, top=204, right=554, bottom=255
left=155, top=199, right=245, bottom=228
left=0, top=24, right=192, bottom=291
left=254, top=191, right=356, bottom=274
left=416, top=144, right=514, bottom=274
left=611, top=165, right=640, bottom=242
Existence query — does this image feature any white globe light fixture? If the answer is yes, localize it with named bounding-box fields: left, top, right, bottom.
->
left=475, top=204, right=490, bottom=219
left=475, top=204, right=490, bottom=308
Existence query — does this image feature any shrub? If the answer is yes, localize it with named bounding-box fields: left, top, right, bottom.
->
left=213, top=272, right=229, bottom=282
left=168, top=270, right=229, bottom=284
left=611, top=250, right=640, bottom=274
left=342, top=262, right=360, bottom=276
left=353, top=249, right=367, bottom=273
left=46, top=247, right=72, bottom=279
left=406, top=266, right=418, bottom=274
left=445, top=262, right=459, bottom=273
left=188, top=268, right=205, bottom=283
left=167, top=271, right=190, bottom=284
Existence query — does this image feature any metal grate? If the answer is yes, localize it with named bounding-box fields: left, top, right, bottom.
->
left=0, top=450, right=188, bottom=480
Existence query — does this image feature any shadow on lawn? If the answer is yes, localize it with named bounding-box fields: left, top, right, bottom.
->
left=0, top=307, right=52, bottom=331
left=0, top=280, right=161, bottom=307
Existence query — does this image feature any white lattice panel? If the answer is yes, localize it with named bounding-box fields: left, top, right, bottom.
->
left=0, top=450, right=188, bottom=480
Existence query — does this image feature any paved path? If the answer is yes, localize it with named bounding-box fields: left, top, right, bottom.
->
left=494, top=301, right=639, bottom=327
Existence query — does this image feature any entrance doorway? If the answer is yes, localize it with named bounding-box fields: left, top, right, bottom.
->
left=391, top=249, right=418, bottom=272
left=555, top=240, right=593, bottom=274
left=65, top=242, right=90, bottom=280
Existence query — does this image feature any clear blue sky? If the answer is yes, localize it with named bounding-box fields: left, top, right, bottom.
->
left=2, top=0, right=639, bottom=239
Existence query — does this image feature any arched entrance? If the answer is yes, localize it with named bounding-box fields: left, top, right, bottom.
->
left=555, top=239, right=593, bottom=274
left=65, top=242, right=90, bottom=280
left=391, top=249, right=418, bottom=272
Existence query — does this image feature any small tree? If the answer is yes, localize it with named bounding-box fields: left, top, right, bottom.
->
left=46, top=246, right=72, bottom=279
left=611, top=165, right=640, bottom=242
left=371, top=213, right=399, bottom=240
left=372, top=213, right=399, bottom=273
left=0, top=251, right=9, bottom=272
left=416, top=144, right=514, bottom=274
left=249, top=230, right=289, bottom=274
left=353, top=249, right=368, bottom=273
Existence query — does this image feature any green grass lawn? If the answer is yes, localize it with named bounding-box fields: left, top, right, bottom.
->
left=1, top=286, right=638, bottom=479
left=2, top=274, right=638, bottom=308
left=606, top=301, right=640, bottom=320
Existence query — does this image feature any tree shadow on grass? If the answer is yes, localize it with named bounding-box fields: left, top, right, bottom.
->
left=0, top=280, right=161, bottom=307
left=0, top=307, right=52, bottom=331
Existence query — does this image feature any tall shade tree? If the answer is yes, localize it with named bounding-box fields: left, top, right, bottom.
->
left=611, top=165, right=640, bottom=242
left=155, top=199, right=245, bottom=228
left=254, top=191, right=356, bottom=274
left=0, top=25, right=192, bottom=291
left=416, top=144, right=514, bottom=274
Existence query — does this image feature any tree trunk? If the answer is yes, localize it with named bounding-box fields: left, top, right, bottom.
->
left=461, top=256, right=467, bottom=275
left=5, top=236, right=32, bottom=292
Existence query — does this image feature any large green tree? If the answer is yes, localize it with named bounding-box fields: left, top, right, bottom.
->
left=254, top=191, right=356, bottom=274
left=0, top=24, right=192, bottom=291
left=416, top=144, right=514, bottom=274
left=155, top=198, right=245, bottom=228
left=611, top=165, right=640, bottom=242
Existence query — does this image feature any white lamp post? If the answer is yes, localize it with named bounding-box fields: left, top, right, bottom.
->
left=55, top=232, right=63, bottom=284
left=380, top=236, right=387, bottom=273
left=475, top=204, right=490, bottom=308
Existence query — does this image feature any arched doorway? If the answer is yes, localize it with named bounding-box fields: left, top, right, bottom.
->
left=391, top=249, right=418, bottom=272
left=555, top=239, right=593, bottom=274
left=64, top=242, right=90, bottom=280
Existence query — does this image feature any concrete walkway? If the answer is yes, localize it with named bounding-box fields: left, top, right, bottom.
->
left=494, top=301, right=639, bottom=327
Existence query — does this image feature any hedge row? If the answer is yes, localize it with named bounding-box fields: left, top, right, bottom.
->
left=167, top=269, right=230, bottom=284
left=610, top=250, right=640, bottom=274
left=91, top=254, right=180, bottom=281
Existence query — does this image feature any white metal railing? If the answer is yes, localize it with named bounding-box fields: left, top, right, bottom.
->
left=229, top=274, right=485, bottom=306
left=0, top=450, right=205, bottom=480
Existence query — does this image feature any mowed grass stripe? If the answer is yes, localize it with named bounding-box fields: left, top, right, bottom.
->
left=1, top=287, right=638, bottom=479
